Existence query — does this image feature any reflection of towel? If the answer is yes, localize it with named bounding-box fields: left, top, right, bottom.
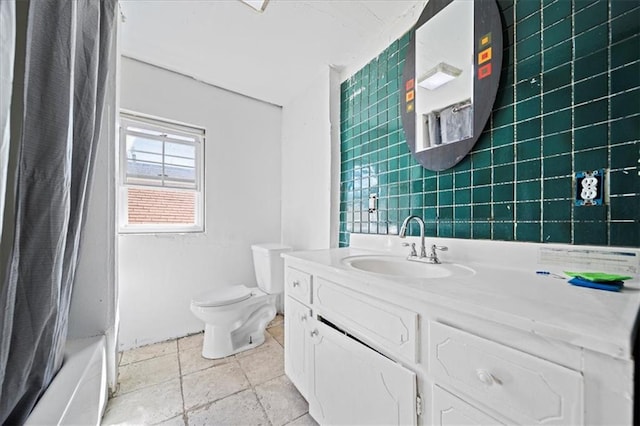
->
left=427, top=112, right=440, bottom=147
left=440, top=102, right=473, bottom=144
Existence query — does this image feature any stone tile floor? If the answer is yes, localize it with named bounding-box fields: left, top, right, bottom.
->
left=102, top=315, right=318, bottom=425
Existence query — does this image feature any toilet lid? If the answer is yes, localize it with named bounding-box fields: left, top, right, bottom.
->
left=192, top=285, right=253, bottom=307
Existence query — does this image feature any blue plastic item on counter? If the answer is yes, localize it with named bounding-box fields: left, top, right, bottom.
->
left=568, top=277, right=624, bottom=292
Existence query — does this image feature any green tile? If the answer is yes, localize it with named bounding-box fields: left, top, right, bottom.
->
left=454, top=222, right=472, bottom=239
left=494, top=164, right=515, bottom=183
left=473, top=222, right=492, bottom=239
left=543, top=131, right=572, bottom=156
left=439, top=190, right=453, bottom=206
left=455, top=171, right=471, bottom=188
left=612, top=0, right=638, bottom=17
left=543, top=40, right=571, bottom=70
left=543, top=176, right=572, bottom=199
left=439, top=206, right=454, bottom=220
left=544, top=153, right=572, bottom=177
left=516, top=222, right=541, bottom=242
left=494, top=126, right=515, bottom=146
left=472, top=149, right=492, bottom=168
left=473, top=168, right=492, bottom=186
left=454, top=205, right=472, bottom=220
left=494, top=223, right=515, bottom=241
left=573, top=49, right=609, bottom=81
left=544, top=109, right=572, bottom=134
left=542, top=222, right=571, bottom=243
left=438, top=221, right=453, bottom=238
left=518, top=53, right=542, bottom=81
left=517, top=33, right=542, bottom=61
left=474, top=203, right=492, bottom=220
left=611, top=116, right=640, bottom=144
left=611, top=63, right=640, bottom=95
left=494, top=145, right=515, bottom=165
left=517, top=180, right=542, bottom=201
left=495, top=85, right=515, bottom=109
left=575, top=123, right=607, bottom=151
left=574, top=222, right=608, bottom=245
left=455, top=188, right=472, bottom=204
left=543, top=0, right=571, bottom=26
left=543, top=18, right=571, bottom=49
left=517, top=138, right=541, bottom=161
left=517, top=96, right=541, bottom=121
left=612, top=89, right=640, bottom=119
left=574, top=204, right=607, bottom=221
left=543, top=86, right=571, bottom=113
left=610, top=222, right=640, bottom=247
left=575, top=1, right=608, bottom=34
left=516, top=0, right=540, bottom=20
left=611, top=196, right=640, bottom=220
left=517, top=159, right=541, bottom=180
left=518, top=118, right=542, bottom=140
left=609, top=170, right=640, bottom=195
left=516, top=201, right=541, bottom=221
left=542, top=63, right=571, bottom=91
left=575, top=75, right=608, bottom=104
left=611, top=6, right=640, bottom=44
left=474, top=186, right=492, bottom=204
left=516, top=78, right=542, bottom=101
left=544, top=200, right=571, bottom=221
left=574, top=147, right=607, bottom=171
left=611, top=35, right=639, bottom=68
left=495, top=182, right=515, bottom=202
left=494, top=106, right=515, bottom=127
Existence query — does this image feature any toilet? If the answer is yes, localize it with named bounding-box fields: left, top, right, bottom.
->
left=190, top=243, right=291, bottom=359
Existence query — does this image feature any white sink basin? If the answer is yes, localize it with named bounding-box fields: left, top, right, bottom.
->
left=341, top=255, right=475, bottom=279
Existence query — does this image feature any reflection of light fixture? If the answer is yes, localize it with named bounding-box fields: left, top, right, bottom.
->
left=239, top=0, right=269, bottom=12
left=418, top=62, right=462, bottom=90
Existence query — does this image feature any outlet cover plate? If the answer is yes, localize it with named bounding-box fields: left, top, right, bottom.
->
left=575, top=169, right=605, bottom=206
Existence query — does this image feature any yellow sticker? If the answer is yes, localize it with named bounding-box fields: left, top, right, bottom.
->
left=478, top=47, right=492, bottom=64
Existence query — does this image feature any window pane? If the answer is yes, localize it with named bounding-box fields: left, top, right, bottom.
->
left=126, top=135, right=164, bottom=186
left=127, top=187, right=195, bottom=225
left=164, top=142, right=196, bottom=188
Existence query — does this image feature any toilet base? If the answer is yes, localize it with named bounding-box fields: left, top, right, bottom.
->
left=201, top=303, right=276, bottom=359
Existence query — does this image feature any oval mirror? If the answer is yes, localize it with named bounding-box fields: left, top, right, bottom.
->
left=401, top=0, right=503, bottom=171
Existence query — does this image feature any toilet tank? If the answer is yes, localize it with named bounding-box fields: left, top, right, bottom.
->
left=251, top=243, right=292, bottom=294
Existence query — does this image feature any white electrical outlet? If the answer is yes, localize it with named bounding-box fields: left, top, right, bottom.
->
left=575, top=170, right=605, bottom=206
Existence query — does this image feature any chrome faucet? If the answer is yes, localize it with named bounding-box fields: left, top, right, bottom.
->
left=399, top=215, right=448, bottom=264
left=399, top=215, right=427, bottom=258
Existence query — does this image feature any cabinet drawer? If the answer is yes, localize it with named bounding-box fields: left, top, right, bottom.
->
left=285, top=267, right=312, bottom=304
left=429, top=322, right=583, bottom=425
left=432, top=385, right=505, bottom=425
left=313, top=277, right=418, bottom=362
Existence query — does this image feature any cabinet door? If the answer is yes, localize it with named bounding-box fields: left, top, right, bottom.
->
left=284, top=296, right=311, bottom=399
left=308, top=318, right=417, bottom=425
left=432, top=386, right=505, bottom=426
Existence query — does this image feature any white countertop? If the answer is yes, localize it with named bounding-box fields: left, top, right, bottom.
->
left=283, top=235, right=640, bottom=359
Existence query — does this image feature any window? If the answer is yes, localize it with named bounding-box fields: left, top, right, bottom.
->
left=119, top=112, right=204, bottom=233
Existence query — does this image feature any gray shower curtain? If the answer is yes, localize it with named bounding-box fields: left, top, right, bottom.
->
left=0, top=0, right=116, bottom=423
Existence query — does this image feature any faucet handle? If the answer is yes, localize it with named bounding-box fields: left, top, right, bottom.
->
left=402, top=242, right=418, bottom=257
left=433, top=245, right=448, bottom=251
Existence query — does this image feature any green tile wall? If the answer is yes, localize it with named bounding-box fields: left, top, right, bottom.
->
left=339, top=0, right=640, bottom=248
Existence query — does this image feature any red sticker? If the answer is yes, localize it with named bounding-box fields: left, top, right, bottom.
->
left=478, top=63, right=492, bottom=79
left=405, top=79, right=414, bottom=91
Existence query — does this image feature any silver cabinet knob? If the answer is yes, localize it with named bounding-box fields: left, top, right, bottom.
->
left=292, top=280, right=300, bottom=287
left=476, top=369, right=495, bottom=386
left=310, top=329, right=319, bottom=337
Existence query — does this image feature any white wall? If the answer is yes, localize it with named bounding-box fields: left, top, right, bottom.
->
left=281, top=6, right=425, bottom=251
left=281, top=67, right=335, bottom=250
left=118, top=57, right=283, bottom=350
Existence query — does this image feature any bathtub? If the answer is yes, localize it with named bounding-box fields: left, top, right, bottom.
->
left=25, top=335, right=108, bottom=426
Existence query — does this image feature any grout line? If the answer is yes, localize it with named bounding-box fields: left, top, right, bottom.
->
left=175, top=338, right=188, bottom=425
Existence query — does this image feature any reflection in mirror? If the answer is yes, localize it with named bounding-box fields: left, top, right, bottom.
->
left=415, top=0, right=473, bottom=152
left=401, top=0, right=502, bottom=172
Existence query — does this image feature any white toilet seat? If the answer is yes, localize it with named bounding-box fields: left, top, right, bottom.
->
left=192, top=285, right=253, bottom=307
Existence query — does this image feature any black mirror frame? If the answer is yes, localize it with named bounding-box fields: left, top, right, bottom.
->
left=401, top=0, right=503, bottom=171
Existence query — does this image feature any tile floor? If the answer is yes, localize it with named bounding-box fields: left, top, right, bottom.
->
left=102, top=315, right=318, bottom=425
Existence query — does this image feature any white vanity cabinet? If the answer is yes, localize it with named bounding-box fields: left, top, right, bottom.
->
left=283, top=240, right=639, bottom=426
left=284, top=267, right=313, bottom=399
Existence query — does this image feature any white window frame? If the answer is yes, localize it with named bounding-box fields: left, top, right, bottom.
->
left=118, top=111, right=205, bottom=234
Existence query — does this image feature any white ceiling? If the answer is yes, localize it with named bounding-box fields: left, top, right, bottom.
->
left=119, top=0, right=425, bottom=106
